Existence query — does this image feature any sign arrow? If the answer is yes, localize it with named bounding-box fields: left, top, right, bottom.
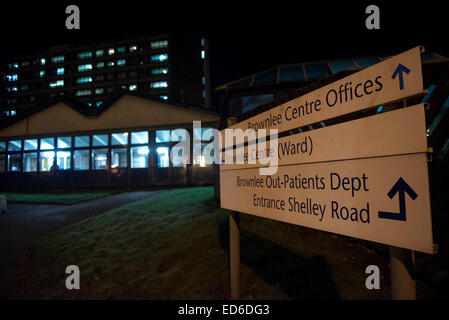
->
left=392, top=64, right=411, bottom=90
left=378, top=177, right=418, bottom=221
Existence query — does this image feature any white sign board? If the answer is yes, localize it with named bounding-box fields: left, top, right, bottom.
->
left=220, top=153, right=434, bottom=253
left=223, top=46, right=424, bottom=147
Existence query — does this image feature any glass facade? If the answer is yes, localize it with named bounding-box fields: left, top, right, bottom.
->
left=0, top=127, right=215, bottom=173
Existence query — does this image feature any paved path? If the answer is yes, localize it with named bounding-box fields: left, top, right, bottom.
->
left=0, top=191, right=161, bottom=299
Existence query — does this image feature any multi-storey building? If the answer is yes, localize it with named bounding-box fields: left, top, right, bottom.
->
left=0, top=32, right=210, bottom=119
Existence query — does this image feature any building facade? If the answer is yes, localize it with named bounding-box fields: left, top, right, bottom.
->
left=0, top=32, right=210, bottom=121
left=0, top=93, right=220, bottom=189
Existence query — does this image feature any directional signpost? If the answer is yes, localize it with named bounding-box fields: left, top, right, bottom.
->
left=219, top=46, right=434, bottom=300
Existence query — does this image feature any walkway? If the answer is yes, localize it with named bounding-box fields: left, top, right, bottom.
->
left=0, top=191, right=161, bottom=299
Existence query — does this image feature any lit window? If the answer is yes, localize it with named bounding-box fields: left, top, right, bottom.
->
left=117, top=46, right=126, bottom=53
left=78, top=51, right=93, bottom=59
left=129, top=45, right=138, bottom=52
left=74, top=136, right=89, bottom=148
left=96, top=49, right=104, bottom=57
left=39, top=70, right=45, bottom=78
left=57, top=67, right=65, bottom=75
left=39, top=151, right=54, bottom=171
left=11, top=110, right=16, bottom=116
left=156, top=147, right=169, bottom=168
left=76, top=76, right=93, bottom=84
left=151, top=54, right=168, bottom=62
left=201, top=50, right=205, bottom=59
left=151, top=81, right=168, bottom=89
left=57, top=137, right=72, bottom=149
left=156, top=130, right=170, bottom=143
left=24, top=139, right=38, bottom=151
left=160, top=95, right=168, bottom=100
left=95, top=88, right=104, bottom=94
left=129, top=84, right=137, bottom=91
left=151, top=67, right=168, bottom=75
left=131, top=146, right=149, bottom=168
left=92, top=149, right=108, bottom=170
left=78, top=64, right=93, bottom=72
left=8, top=154, right=21, bottom=171
left=40, top=58, right=46, bottom=65
left=131, top=131, right=148, bottom=144
left=107, top=61, right=115, bottom=67
left=23, top=152, right=37, bottom=172
left=40, top=138, right=54, bottom=150
left=117, top=59, right=126, bottom=66
left=96, top=61, right=105, bottom=68
left=49, top=80, right=64, bottom=88
left=111, top=148, right=127, bottom=168
left=92, top=134, right=108, bottom=147
left=51, top=56, right=65, bottom=63
left=56, top=151, right=71, bottom=170
left=108, top=48, right=115, bottom=55
left=150, top=40, right=168, bottom=49
left=96, top=101, right=103, bottom=107
left=6, top=74, right=18, bottom=82
left=11, top=86, right=18, bottom=92
left=8, top=140, right=22, bottom=151
left=74, top=150, right=89, bottom=170
left=75, top=89, right=92, bottom=96
left=111, top=132, right=128, bottom=146
left=201, top=38, right=205, bottom=46
left=0, top=142, right=5, bottom=152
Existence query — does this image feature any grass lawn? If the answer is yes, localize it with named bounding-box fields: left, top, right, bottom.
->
left=1, top=192, right=113, bottom=205
left=15, top=186, right=390, bottom=300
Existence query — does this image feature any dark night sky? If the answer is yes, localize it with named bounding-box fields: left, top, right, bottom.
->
left=1, top=1, right=448, bottom=89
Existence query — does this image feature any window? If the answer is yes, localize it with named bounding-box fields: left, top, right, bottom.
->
left=0, top=141, right=5, bottom=152
left=12, top=86, right=18, bottom=92
left=74, top=150, right=89, bottom=170
left=49, top=80, right=64, bottom=88
left=111, top=132, right=128, bottom=145
left=107, top=61, right=115, bottom=67
left=117, top=59, right=126, bottom=66
left=194, top=127, right=214, bottom=141
left=51, top=56, right=65, bottom=63
left=96, top=61, right=105, bottom=68
left=96, top=101, right=103, bottom=107
left=117, top=46, right=126, bottom=53
left=201, top=50, right=205, bottom=59
left=171, top=129, right=187, bottom=142
left=150, top=40, right=168, bottom=49
left=57, top=67, right=65, bottom=75
left=151, top=81, right=168, bottom=89
left=160, top=95, right=168, bottom=100
left=75, top=136, right=89, bottom=147
left=78, top=51, right=92, bottom=59
left=95, top=88, right=104, bottom=95
left=156, top=130, right=170, bottom=143
left=23, top=153, right=38, bottom=172
left=108, top=48, right=115, bottom=55
left=76, top=77, right=92, bottom=84
left=8, top=154, right=21, bottom=171
left=24, top=139, right=38, bottom=151
left=96, top=49, right=104, bottom=57
left=78, top=64, right=93, bottom=72
left=111, top=148, right=127, bottom=168
left=57, top=137, right=72, bottom=149
left=151, top=67, right=168, bottom=75
left=56, top=151, right=71, bottom=170
left=76, top=89, right=92, bottom=96
left=131, top=146, right=148, bottom=168
left=131, top=131, right=148, bottom=144
left=40, top=138, right=54, bottom=150
left=8, top=140, right=21, bottom=151
left=39, top=151, right=54, bottom=171
left=129, top=84, right=137, bottom=91
left=92, top=134, right=108, bottom=147
left=129, top=45, right=138, bottom=52
left=151, top=54, right=168, bottom=62
left=40, top=58, right=46, bottom=65
left=0, top=154, right=5, bottom=173
left=39, top=70, right=45, bottom=78
left=156, top=147, right=169, bottom=168
left=6, top=74, right=18, bottom=82
left=92, top=148, right=108, bottom=170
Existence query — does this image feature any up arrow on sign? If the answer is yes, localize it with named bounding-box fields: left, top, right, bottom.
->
left=378, top=177, right=418, bottom=222
left=392, top=64, right=411, bottom=90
